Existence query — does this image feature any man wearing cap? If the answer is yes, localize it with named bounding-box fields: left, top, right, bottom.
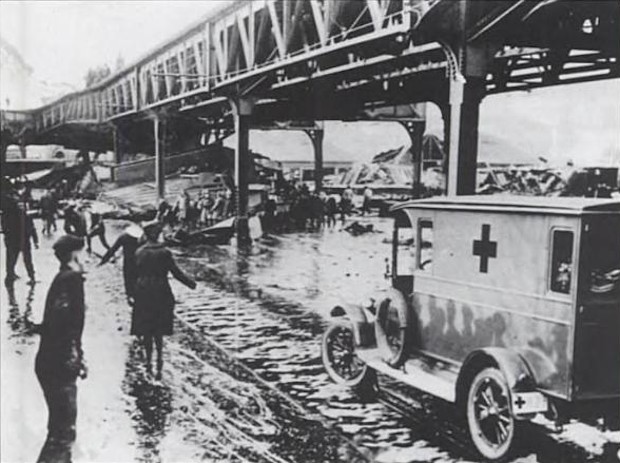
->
left=99, top=222, right=144, bottom=305
left=35, top=235, right=88, bottom=463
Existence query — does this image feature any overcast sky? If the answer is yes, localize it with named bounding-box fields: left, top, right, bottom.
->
left=1, top=1, right=618, bottom=164
left=0, top=1, right=231, bottom=88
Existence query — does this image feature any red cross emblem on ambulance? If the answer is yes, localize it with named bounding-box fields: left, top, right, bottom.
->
left=473, top=224, right=498, bottom=273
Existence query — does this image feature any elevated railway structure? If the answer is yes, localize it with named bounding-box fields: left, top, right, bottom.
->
left=1, top=0, right=619, bottom=240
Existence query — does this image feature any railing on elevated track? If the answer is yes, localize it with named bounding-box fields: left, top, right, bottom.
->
left=28, top=0, right=439, bottom=132
left=8, top=0, right=618, bottom=138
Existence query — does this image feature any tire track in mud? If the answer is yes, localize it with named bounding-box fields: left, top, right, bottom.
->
left=95, top=250, right=366, bottom=463
left=173, top=244, right=618, bottom=463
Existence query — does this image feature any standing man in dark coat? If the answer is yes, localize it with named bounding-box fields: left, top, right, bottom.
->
left=98, top=223, right=144, bottom=305
left=133, top=220, right=196, bottom=379
left=35, top=235, right=88, bottom=463
left=3, top=197, right=39, bottom=285
left=63, top=204, right=90, bottom=252
left=40, top=190, right=58, bottom=235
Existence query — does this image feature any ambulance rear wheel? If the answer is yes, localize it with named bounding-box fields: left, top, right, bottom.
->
left=466, top=367, right=519, bottom=462
left=322, top=322, right=377, bottom=399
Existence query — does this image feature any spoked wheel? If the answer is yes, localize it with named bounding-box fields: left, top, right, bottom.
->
left=322, top=322, right=377, bottom=399
left=467, top=367, right=519, bottom=462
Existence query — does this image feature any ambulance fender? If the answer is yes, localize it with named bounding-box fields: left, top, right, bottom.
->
left=456, top=348, right=538, bottom=406
left=329, top=304, right=375, bottom=347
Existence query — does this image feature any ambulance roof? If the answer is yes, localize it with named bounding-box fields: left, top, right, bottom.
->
left=392, top=195, right=620, bottom=216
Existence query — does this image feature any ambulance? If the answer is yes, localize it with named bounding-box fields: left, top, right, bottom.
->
left=322, top=196, right=620, bottom=461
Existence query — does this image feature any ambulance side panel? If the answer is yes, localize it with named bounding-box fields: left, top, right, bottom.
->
left=406, top=209, right=579, bottom=399
left=573, top=213, right=620, bottom=400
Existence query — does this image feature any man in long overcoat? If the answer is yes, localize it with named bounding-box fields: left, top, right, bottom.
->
left=133, top=220, right=196, bottom=379
left=3, top=196, right=39, bottom=285
left=35, top=235, right=88, bottom=463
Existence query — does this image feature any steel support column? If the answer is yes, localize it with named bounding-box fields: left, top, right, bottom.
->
left=231, top=98, right=255, bottom=244
left=112, top=126, right=122, bottom=165
left=304, top=124, right=324, bottom=193
left=400, top=120, right=426, bottom=199
left=444, top=77, right=485, bottom=196
left=153, top=115, right=166, bottom=201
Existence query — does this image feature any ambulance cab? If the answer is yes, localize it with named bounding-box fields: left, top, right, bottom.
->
left=322, top=196, right=620, bottom=461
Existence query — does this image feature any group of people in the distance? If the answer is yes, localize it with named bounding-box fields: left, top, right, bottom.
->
left=262, top=183, right=374, bottom=234
left=157, top=188, right=234, bottom=232
left=15, top=204, right=197, bottom=462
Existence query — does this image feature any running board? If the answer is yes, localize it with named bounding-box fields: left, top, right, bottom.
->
left=357, top=348, right=458, bottom=403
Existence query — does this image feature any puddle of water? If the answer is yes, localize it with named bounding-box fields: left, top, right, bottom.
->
left=3, top=219, right=615, bottom=463
left=173, top=220, right=617, bottom=463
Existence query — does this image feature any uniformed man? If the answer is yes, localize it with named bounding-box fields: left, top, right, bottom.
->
left=35, top=235, right=88, bottom=463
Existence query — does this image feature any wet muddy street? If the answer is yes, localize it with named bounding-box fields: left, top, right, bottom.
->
left=1, top=218, right=618, bottom=462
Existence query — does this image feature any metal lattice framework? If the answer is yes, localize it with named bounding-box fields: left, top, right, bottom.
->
left=1, top=0, right=619, bottom=145
left=29, top=0, right=436, bottom=132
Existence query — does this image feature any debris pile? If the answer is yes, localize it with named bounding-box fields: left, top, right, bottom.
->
left=339, top=163, right=414, bottom=186
left=477, top=165, right=619, bottom=197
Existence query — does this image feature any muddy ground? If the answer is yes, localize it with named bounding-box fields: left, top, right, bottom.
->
left=1, top=217, right=618, bottom=463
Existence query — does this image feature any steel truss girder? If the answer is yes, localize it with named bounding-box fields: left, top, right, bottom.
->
left=487, top=47, right=619, bottom=94
left=5, top=0, right=619, bottom=143
left=26, top=0, right=417, bottom=132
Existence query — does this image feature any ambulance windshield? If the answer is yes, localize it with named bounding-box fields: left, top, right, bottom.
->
left=583, top=216, right=620, bottom=301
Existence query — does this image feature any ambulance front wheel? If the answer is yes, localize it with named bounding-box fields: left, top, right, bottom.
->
left=466, top=367, right=520, bottom=462
left=322, top=322, right=378, bottom=400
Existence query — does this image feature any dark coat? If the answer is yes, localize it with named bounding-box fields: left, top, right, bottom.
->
left=2, top=203, right=38, bottom=247
left=35, top=267, right=85, bottom=381
left=64, top=210, right=87, bottom=237
left=100, top=232, right=141, bottom=298
left=132, top=242, right=195, bottom=336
